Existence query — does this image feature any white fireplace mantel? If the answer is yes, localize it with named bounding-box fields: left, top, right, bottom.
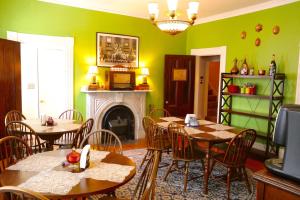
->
left=81, top=88, right=151, bottom=139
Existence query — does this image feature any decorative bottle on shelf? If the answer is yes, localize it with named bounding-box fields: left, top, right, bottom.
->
left=230, top=58, right=239, bottom=74
left=240, top=58, right=249, bottom=75
left=269, top=54, right=277, bottom=76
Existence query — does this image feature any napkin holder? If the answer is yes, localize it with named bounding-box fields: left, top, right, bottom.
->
left=185, top=114, right=199, bottom=127
left=80, top=145, right=90, bottom=170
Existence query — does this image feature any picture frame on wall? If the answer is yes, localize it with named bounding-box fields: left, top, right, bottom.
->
left=96, top=32, right=139, bottom=68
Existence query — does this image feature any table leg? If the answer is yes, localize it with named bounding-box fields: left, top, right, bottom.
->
left=203, top=144, right=211, bottom=195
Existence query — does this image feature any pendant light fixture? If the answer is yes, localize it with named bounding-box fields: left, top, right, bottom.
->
left=148, top=0, right=199, bottom=35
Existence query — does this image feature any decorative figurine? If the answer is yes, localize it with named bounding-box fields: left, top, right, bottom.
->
left=269, top=54, right=277, bottom=76
left=231, top=58, right=239, bottom=74
left=240, top=58, right=249, bottom=75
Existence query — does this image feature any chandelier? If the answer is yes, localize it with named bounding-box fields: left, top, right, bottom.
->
left=148, top=0, right=199, bottom=35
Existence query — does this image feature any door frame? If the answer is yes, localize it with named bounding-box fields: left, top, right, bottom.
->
left=191, top=46, right=227, bottom=123
left=7, top=31, right=74, bottom=117
left=295, top=44, right=300, bottom=104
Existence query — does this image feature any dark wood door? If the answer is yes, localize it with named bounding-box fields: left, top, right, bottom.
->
left=0, top=38, right=21, bottom=137
left=164, top=55, right=195, bottom=117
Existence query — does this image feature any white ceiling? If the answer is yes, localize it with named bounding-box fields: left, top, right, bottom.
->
left=39, top=0, right=297, bottom=24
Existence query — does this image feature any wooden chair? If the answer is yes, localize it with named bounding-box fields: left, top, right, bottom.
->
left=5, top=122, right=45, bottom=154
left=4, top=110, right=26, bottom=126
left=96, top=151, right=161, bottom=200
left=149, top=108, right=170, bottom=119
left=0, top=186, right=49, bottom=200
left=210, top=129, right=257, bottom=199
left=72, top=118, right=94, bottom=148
left=140, top=116, right=170, bottom=169
left=58, top=109, right=83, bottom=122
left=0, top=136, right=32, bottom=173
left=163, top=122, right=204, bottom=192
left=79, top=129, right=123, bottom=154
left=132, top=150, right=161, bottom=200
left=54, top=109, right=83, bottom=147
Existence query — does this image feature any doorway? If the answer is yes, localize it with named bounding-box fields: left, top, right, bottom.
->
left=191, top=46, right=227, bottom=122
left=7, top=32, right=74, bottom=119
left=164, top=55, right=195, bottom=117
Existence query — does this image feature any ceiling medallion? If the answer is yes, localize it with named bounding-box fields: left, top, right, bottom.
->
left=148, top=0, right=199, bottom=35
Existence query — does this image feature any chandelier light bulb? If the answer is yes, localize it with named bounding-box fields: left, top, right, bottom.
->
left=148, top=3, right=159, bottom=20
left=167, top=0, right=178, bottom=11
left=188, top=1, right=199, bottom=14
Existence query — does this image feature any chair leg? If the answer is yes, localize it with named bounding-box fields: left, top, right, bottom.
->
left=140, top=150, right=152, bottom=169
left=227, top=167, right=232, bottom=200
left=242, top=167, right=251, bottom=193
left=163, top=160, right=175, bottom=181
left=184, top=162, right=189, bottom=192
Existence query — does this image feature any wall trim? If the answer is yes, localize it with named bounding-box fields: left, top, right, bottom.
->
left=195, top=0, right=297, bottom=25
left=40, top=0, right=297, bottom=24
left=253, top=142, right=266, bottom=152
left=191, top=46, right=227, bottom=122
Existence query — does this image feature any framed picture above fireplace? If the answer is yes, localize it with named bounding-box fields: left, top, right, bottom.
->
left=96, top=32, right=139, bottom=68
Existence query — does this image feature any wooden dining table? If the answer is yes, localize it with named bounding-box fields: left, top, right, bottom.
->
left=22, top=119, right=82, bottom=148
left=155, top=117, right=241, bottom=195
left=0, top=149, right=136, bottom=199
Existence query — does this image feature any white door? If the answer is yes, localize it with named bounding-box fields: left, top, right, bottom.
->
left=7, top=32, right=74, bottom=119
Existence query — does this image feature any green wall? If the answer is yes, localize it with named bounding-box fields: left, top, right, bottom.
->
left=0, top=0, right=187, bottom=117
left=186, top=2, right=300, bottom=135
left=0, top=0, right=299, bottom=136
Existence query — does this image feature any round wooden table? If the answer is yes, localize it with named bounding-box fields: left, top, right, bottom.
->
left=23, top=119, right=82, bottom=147
left=0, top=149, right=136, bottom=199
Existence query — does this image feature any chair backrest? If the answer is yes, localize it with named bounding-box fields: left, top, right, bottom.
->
left=132, top=150, right=161, bottom=200
left=4, top=110, right=26, bottom=126
left=0, top=186, right=49, bottom=200
left=149, top=108, right=171, bottom=119
left=222, top=129, right=257, bottom=167
left=79, top=129, right=123, bottom=154
left=168, top=122, right=195, bottom=160
left=72, top=118, right=94, bottom=148
left=142, top=116, right=166, bottom=150
left=0, top=136, right=32, bottom=173
left=59, top=109, right=83, bottom=122
left=5, top=121, right=42, bottom=154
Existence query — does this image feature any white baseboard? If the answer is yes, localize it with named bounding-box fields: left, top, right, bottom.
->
left=253, top=142, right=266, bottom=152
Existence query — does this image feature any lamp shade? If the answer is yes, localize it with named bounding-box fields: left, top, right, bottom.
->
left=88, top=66, right=98, bottom=74
left=141, top=68, right=149, bottom=76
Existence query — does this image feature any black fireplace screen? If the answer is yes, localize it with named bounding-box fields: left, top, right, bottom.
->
left=102, top=105, right=134, bottom=141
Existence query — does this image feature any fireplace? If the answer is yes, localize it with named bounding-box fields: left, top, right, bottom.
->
left=81, top=89, right=149, bottom=139
left=102, top=105, right=134, bottom=141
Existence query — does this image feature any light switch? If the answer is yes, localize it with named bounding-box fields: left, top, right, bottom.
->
left=27, top=83, right=35, bottom=89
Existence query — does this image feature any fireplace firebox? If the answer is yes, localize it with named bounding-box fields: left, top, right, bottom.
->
left=102, top=105, right=134, bottom=141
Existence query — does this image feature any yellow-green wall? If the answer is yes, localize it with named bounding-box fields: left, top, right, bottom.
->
left=0, top=0, right=299, bottom=135
left=186, top=2, right=300, bottom=136
left=0, top=0, right=187, bottom=117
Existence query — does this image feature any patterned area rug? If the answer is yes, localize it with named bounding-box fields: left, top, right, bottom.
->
left=99, top=149, right=256, bottom=200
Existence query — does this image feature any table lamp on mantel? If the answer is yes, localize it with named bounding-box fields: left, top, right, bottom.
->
left=139, top=67, right=150, bottom=90
left=88, top=66, right=99, bottom=90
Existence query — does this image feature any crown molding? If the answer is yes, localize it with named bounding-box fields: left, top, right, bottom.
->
left=195, top=0, right=298, bottom=25
left=39, top=0, right=298, bottom=24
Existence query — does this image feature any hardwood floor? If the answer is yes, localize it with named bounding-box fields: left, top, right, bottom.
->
left=122, top=139, right=146, bottom=151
